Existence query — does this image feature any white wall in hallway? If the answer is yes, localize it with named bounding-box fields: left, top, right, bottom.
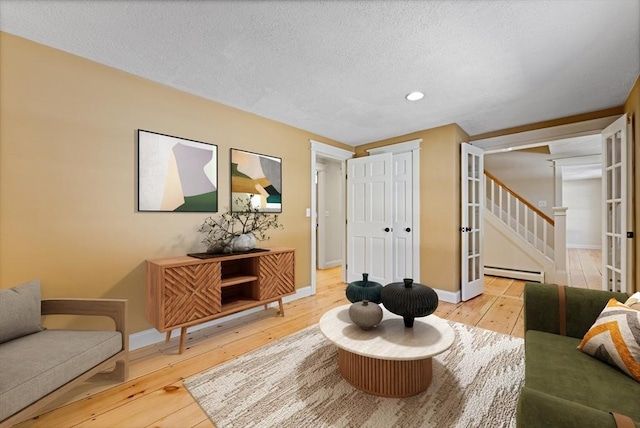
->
left=323, top=160, right=343, bottom=266
left=563, top=178, right=601, bottom=248
left=484, top=148, right=555, bottom=218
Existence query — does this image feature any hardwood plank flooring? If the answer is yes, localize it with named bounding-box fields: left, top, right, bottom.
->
left=16, top=270, right=529, bottom=428
left=568, top=248, right=603, bottom=290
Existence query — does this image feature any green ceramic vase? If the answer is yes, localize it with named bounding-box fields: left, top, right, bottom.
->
left=345, top=273, right=383, bottom=304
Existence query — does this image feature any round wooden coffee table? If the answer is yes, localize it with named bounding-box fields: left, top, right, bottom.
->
left=319, top=304, right=455, bottom=397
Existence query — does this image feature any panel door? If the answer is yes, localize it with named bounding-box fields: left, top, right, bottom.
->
left=346, top=153, right=393, bottom=285
left=392, top=151, right=413, bottom=281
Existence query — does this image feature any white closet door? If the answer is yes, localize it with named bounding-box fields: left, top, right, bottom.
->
left=346, top=153, right=393, bottom=285
left=392, top=152, right=413, bottom=281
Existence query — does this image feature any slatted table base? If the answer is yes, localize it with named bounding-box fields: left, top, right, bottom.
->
left=338, top=348, right=432, bottom=397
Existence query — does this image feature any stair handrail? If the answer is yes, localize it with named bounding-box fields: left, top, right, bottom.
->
left=484, top=170, right=554, bottom=226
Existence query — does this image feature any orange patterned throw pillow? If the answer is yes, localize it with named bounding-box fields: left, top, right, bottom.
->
left=577, top=298, right=640, bottom=382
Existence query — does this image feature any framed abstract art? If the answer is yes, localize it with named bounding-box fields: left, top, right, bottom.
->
left=137, top=130, right=218, bottom=212
left=230, top=148, right=282, bottom=213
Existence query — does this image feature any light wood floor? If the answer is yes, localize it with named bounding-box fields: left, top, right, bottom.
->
left=15, top=270, right=526, bottom=427
left=15, top=251, right=602, bottom=427
left=567, top=248, right=603, bottom=290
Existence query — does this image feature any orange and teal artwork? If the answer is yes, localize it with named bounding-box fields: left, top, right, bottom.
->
left=231, top=149, right=281, bottom=213
left=138, top=130, right=218, bottom=212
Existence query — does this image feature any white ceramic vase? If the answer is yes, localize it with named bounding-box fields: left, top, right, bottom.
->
left=228, top=233, right=256, bottom=252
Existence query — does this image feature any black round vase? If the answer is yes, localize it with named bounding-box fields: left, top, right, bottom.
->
left=381, top=278, right=439, bottom=327
left=345, top=273, right=383, bottom=304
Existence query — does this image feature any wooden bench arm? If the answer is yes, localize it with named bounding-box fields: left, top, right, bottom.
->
left=41, top=299, right=128, bottom=348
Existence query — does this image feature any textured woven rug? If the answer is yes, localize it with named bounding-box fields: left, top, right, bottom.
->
left=184, top=321, right=524, bottom=428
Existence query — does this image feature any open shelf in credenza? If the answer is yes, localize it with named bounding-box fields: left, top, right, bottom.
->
left=221, top=275, right=259, bottom=287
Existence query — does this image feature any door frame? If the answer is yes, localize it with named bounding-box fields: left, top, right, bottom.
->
left=472, top=114, right=633, bottom=287
left=310, top=140, right=354, bottom=294
left=367, top=139, right=422, bottom=281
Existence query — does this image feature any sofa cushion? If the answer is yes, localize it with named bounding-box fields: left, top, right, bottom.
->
left=0, top=279, right=42, bottom=344
left=516, top=387, right=633, bottom=428
left=577, top=298, right=640, bottom=382
left=0, top=329, right=122, bottom=422
left=525, top=329, right=640, bottom=420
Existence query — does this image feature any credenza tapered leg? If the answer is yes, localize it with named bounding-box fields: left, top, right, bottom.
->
left=278, top=299, right=284, bottom=316
left=178, top=327, right=187, bottom=354
left=165, top=331, right=172, bottom=342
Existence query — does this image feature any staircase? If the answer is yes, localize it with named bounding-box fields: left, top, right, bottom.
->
left=484, top=171, right=568, bottom=285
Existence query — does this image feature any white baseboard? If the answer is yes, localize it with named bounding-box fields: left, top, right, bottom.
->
left=433, top=288, right=461, bottom=304
left=129, top=285, right=313, bottom=351
left=319, top=260, right=342, bottom=269
left=485, top=267, right=544, bottom=283
left=566, top=244, right=601, bottom=250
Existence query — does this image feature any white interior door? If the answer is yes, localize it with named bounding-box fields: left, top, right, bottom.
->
left=346, top=153, right=393, bottom=285
left=461, top=143, right=484, bottom=301
left=392, top=152, right=413, bottom=281
left=601, top=114, right=628, bottom=292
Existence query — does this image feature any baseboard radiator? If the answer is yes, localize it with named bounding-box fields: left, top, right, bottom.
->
left=484, top=266, right=544, bottom=283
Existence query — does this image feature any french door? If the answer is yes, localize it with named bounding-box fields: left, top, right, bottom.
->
left=461, top=143, right=484, bottom=301
left=601, top=115, right=630, bottom=292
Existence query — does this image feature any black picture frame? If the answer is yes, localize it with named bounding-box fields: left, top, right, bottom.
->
left=137, top=129, right=218, bottom=212
left=230, top=148, right=282, bottom=213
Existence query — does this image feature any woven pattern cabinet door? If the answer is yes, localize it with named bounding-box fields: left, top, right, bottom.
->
left=258, top=252, right=295, bottom=300
left=163, top=262, right=221, bottom=328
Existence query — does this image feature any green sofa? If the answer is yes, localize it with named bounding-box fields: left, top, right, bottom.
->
left=517, top=282, right=639, bottom=428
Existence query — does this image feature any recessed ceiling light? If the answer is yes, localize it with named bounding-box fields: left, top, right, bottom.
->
left=405, top=91, right=424, bottom=101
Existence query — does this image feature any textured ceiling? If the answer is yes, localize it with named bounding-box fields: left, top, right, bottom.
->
left=1, top=1, right=638, bottom=146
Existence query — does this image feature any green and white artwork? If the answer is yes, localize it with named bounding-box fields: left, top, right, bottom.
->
left=138, top=130, right=218, bottom=212
left=231, top=148, right=281, bottom=213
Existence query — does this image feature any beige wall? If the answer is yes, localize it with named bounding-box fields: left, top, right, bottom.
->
left=623, top=75, right=639, bottom=292
left=0, top=32, right=351, bottom=333
left=356, top=124, right=468, bottom=294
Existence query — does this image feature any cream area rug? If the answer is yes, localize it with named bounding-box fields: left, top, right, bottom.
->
left=184, top=321, right=524, bottom=428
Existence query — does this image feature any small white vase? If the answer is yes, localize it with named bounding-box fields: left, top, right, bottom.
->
left=228, top=233, right=256, bottom=252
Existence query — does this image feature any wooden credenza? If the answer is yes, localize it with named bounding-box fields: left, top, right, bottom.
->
left=146, top=247, right=295, bottom=354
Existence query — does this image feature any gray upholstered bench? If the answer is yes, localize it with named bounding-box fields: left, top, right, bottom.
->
left=0, top=280, right=128, bottom=427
